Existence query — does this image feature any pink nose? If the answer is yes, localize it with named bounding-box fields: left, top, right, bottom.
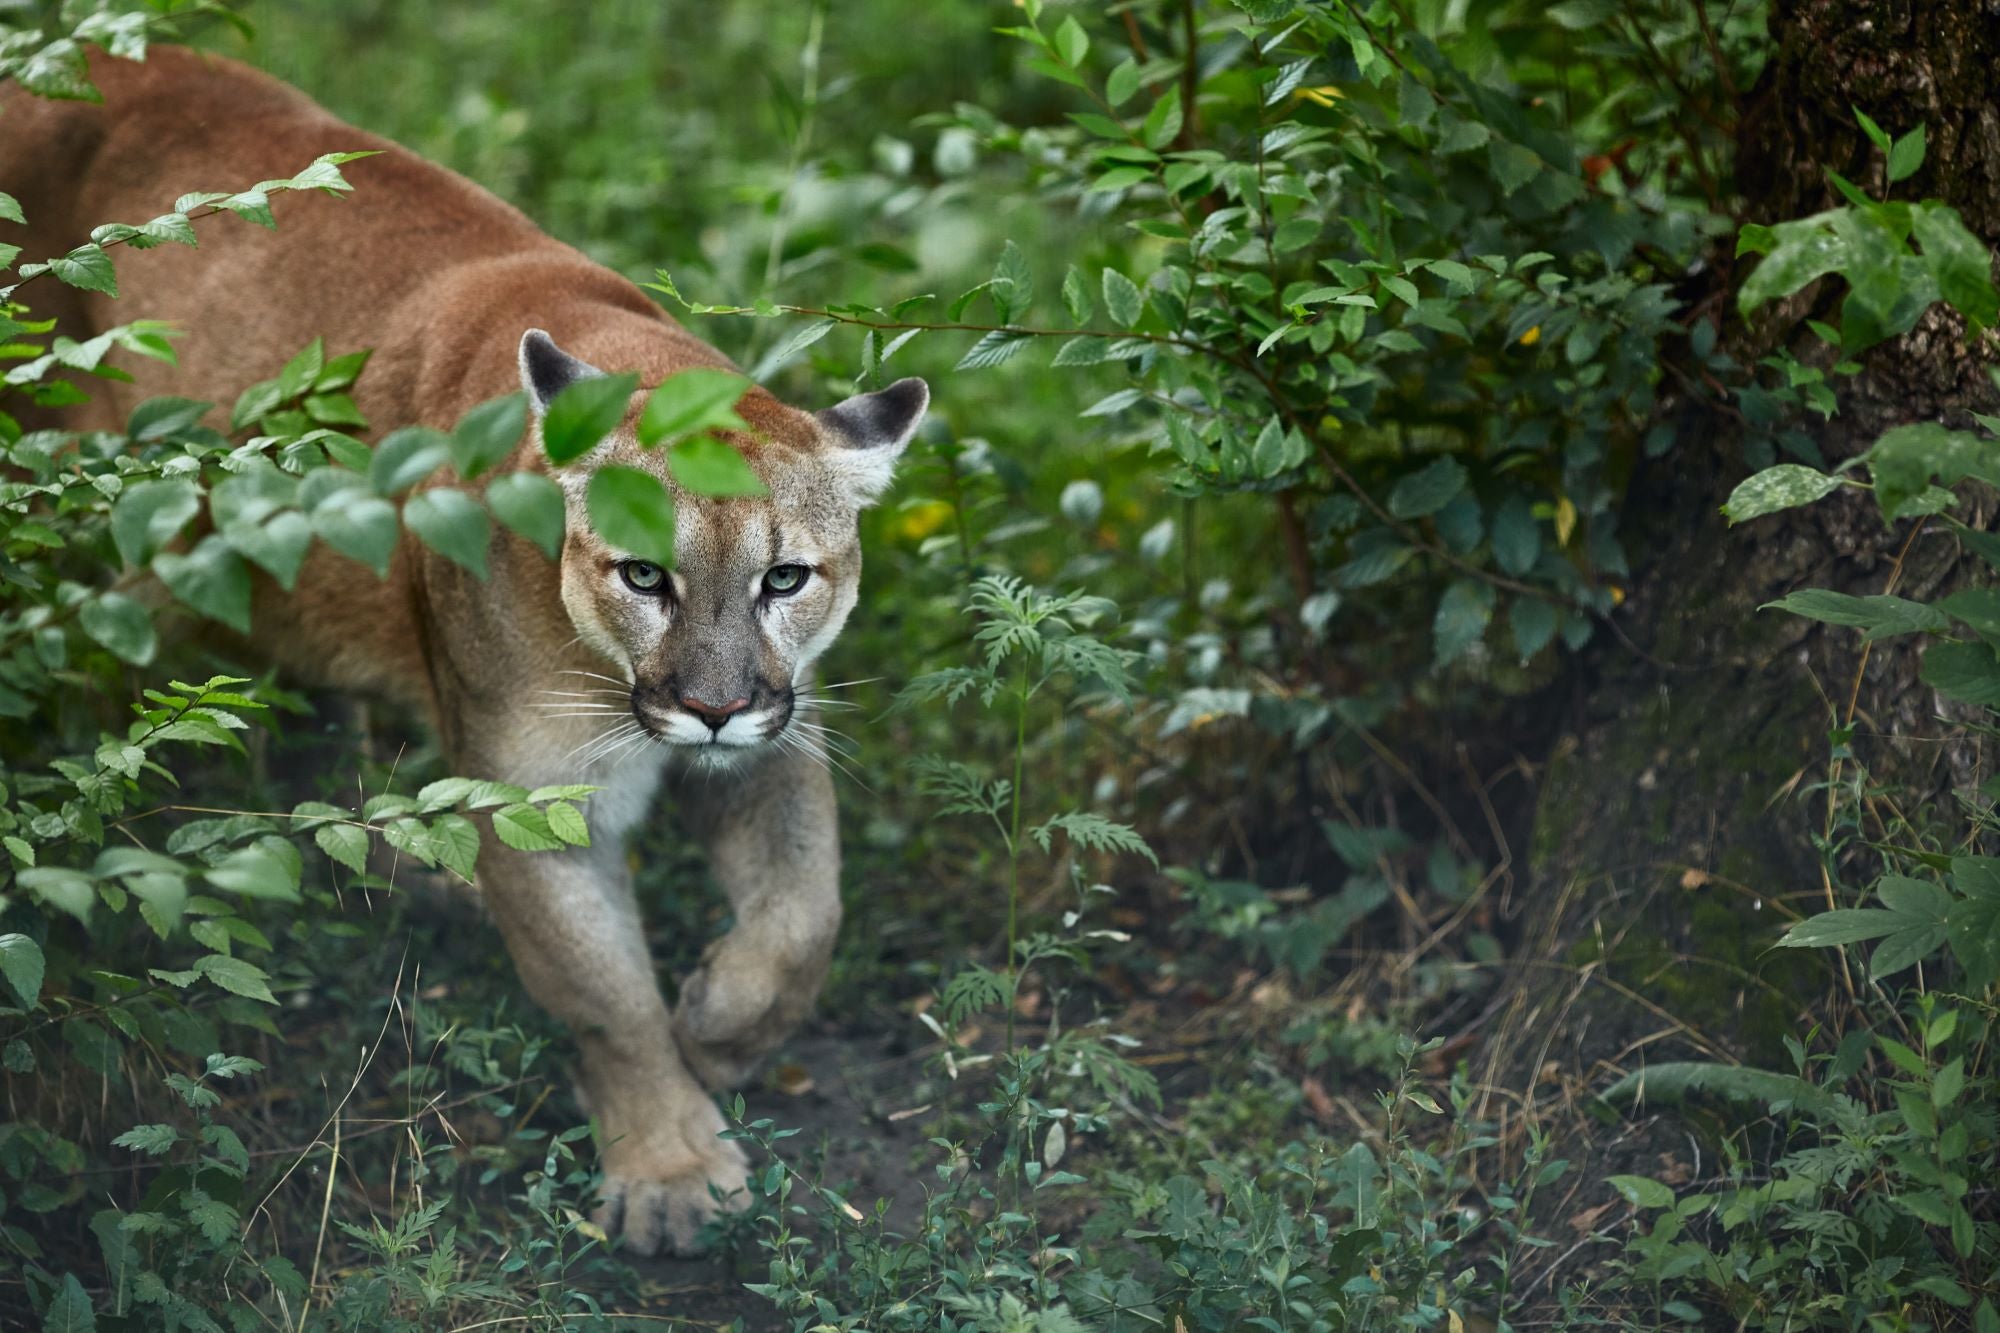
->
left=681, top=695, right=749, bottom=728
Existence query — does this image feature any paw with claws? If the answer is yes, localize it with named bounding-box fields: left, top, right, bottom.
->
left=592, top=1097, right=749, bottom=1256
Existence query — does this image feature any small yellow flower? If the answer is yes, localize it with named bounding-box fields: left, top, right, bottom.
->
left=1518, top=324, right=1542, bottom=346
left=1296, top=85, right=1344, bottom=107
left=897, top=499, right=956, bottom=543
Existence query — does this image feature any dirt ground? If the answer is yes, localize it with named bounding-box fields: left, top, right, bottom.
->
left=622, top=1028, right=933, bottom=1328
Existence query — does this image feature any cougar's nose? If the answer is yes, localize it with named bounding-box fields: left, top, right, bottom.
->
left=680, top=694, right=750, bottom=732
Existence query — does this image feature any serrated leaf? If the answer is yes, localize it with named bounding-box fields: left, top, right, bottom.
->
left=195, top=953, right=277, bottom=1004
left=1387, top=457, right=1467, bottom=519
left=492, top=803, right=563, bottom=852
left=314, top=823, right=368, bottom=875
left=1102, top=268, right=1144, bottom=327
left=955, top=329, right=1034, bottom=370
left=0, top=933, right=44, bottom=1007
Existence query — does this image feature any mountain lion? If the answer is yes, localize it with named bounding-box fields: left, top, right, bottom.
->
left=0, top=46, right=927, bottom=1254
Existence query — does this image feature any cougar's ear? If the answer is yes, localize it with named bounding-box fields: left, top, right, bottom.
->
left=518, top=329, right=604, bottom=416
left=814, top=377, right=929, bottom=506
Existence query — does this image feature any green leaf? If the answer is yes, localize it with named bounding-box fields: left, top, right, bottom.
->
left=1140, top=86, right=1182, bottom=149
left=42, top=1273, right=96, bottom=1333
left=487, top=470, right=566, bottom=558
left=50, top=244, right=117, bottom=295
left=669, top=436, right=768, bottom=497
left=1945, top=856, right=2000, bottom=990
left=1606, top=1175, right=1675, bottom=1209
left=427, top=814, right=481, bottom=880
left=1488, top=140, right=1542, bottom=193
left=20, top=867, right=94, bottom=922
left=205, top=845, right=301, bottom=902
left=1912, top=202, right=2000, bottom=330
left=1387, top=457, right=1467, bottom=519
left=1105, top=58, right=1140, bottom=108
left=1854, top=106, right=1891, bottom=151
left=403, top=487, right=492, bottom=577
left=492, top=803, right=562, bottom=852
left=0, top=933, right=45, bottom=1007
left=155, top=536, right=253, bottom=634
left=370, top=426, right=452, bottom=496
left=1761, top=590, right=1948, bottom=640
left=112, top=479, right=201, bottom=567
left=1736, top=216, right=1848, bottom=314
left=586, top=465, right=676, bottom=565
left=311, top=491, right=400, bottom=577
left=1888, top=125, right=1927, bottom=183
left=1510, top=596, right=1558, bottom=661
left=637, top=367, right=750, bottom=447
left=78, top=592, right=157, bottom=666
left=1934, top=588, right=2000, bottom=641
left=451, top=392, right=528, bottom=480
left=540, top=371, right=638, bottom=463
left=1053, top=14, right=1088, bottom=66
left=195, top=953, right=277, bottom=1005
left=1491, top=495, right=1541, bottom=575
left=314, top=823, right=368, bottom=875
left=956, top=329, right=1034, bottom=370
left=0, top=192, right=23, bottom=224
left=1862, top=422, right=2000, bottom=519
left=1433, top=579, right=1494, bottom=667
left=1921, top=639, right=2000, bottom=706
left=545, top=801, right=590, bottom=846
left=1723, top=465, right=1846, bottom=523
left=1102, top=268, right=1144, bottom=327
left=1775, top=907, right=1906, bottom=948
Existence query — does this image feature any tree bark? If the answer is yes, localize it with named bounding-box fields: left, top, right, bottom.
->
left=1480, top=0, right=2000, bottom=1116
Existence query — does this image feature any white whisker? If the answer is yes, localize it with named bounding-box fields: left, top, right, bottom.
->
left=560, top=669, right=635, bottom=688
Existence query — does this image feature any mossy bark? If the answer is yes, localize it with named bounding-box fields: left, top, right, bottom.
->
left=1483, top=0, right=2000, bottom=1099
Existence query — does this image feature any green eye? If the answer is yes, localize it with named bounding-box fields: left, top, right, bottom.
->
left=763, top=564, right=810, bottom=596
left=621, top=561, right=666, bottom=593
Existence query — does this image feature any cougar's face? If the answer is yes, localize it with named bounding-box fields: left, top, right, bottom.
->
left=558, top=476, right=865, bottom=752
left=519, top=330, right=926, bottom=760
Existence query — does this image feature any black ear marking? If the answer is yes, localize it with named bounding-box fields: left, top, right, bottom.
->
left=814, top=377, right=930, bottom=506
left=518, top=329, right=605, bottom=415
left=815, top=377, right=929, bottom=451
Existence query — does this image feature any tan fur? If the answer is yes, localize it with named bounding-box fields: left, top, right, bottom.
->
left=0, top=48, right=925, bottom=1255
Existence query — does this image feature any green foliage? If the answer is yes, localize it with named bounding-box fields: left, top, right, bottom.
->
left=1610, top=144, right=2000, bottom=1328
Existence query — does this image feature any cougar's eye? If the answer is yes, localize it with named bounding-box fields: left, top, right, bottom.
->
left=620, top=561, right=667, bottom=594
left=763, top=564, right=810, bottom=597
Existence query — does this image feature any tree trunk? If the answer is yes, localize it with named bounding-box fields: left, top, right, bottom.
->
left=1479, top=0, right=2000, bottom=1115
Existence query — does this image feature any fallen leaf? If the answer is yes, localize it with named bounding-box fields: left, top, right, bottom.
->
left=773, top=1063, right=815, bottom=1096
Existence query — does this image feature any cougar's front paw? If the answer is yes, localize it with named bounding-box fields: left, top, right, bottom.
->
left=671, top=959, right=806, bottom=1091
left=593, top=1104, right=749, bottom=1256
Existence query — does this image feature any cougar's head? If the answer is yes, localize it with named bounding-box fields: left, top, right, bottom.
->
left=518, top=330, right=926, bottom=758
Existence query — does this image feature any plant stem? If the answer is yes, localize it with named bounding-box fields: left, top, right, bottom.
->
left=1005, top=654, right=1028, bottom=1055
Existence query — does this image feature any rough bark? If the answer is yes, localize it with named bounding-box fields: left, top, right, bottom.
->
left=1481, top=0, right=2000, bottom=1112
